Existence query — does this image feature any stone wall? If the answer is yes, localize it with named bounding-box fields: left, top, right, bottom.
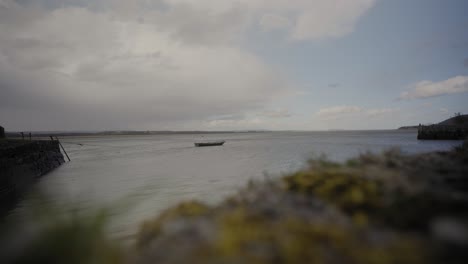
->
left=0, top=140, right=65, bottom=214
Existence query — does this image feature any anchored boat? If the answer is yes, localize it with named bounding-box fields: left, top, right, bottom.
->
left=194, top=141, right=225, bottom=147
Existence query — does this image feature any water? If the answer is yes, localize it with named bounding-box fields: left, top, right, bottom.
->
left=8, top=131, right=463, bottom=238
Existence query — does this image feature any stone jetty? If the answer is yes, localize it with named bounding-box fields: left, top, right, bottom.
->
left=0, top=126, right=5, bottom=139
left=0, top=136, right=65, bottom=214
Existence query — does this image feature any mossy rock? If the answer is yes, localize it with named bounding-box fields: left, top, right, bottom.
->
left=137, top=200, right=210, bottom=248
left=136, top=206, right=428, bottom=264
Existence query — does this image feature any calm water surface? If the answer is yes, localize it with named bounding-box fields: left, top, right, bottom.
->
left=9, top=131, right=463, bottom=238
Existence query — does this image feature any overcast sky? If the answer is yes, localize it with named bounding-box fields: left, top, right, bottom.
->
left=1, top=0, right=468, bottom=131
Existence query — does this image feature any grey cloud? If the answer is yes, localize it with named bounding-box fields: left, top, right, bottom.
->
left=258, top=109, right=292, bottom=118
left=259, top=13, right=291, bottom=32
left=0, top=1, right=46, bottom=26
left=156, top=3, right=249, bottom=45
left=9, top=0, right=377, bottom=42
left=1, top=0, right=376, bottom=131
left=464, top=58, right=468, bottom=68
left=0, top=68, right=269, bottom=131
left=208, top=114, right=247, bottom=122
left=0, top=1, right=288, bottom=131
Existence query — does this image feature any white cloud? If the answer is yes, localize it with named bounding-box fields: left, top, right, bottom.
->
left=287, top=0, right=376, bottom=40
left=399, top=75, right=468, bottom=100
left=162, top=0, right=376, bottom=41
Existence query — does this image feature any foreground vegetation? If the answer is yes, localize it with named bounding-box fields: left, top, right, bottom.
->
left=3, top=142, right=468, bottom=263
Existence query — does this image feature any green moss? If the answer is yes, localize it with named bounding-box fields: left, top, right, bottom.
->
left=284, top=168, right=384, bottom=215
left=137, top=200, right=210, bottom=248
left=209, top=209, right=427, bottom=264
left=283, top=147, right=468, bottom=233
left=284, top=165, right=408, bottom=228
left=215, top=208, right=274, bottom=260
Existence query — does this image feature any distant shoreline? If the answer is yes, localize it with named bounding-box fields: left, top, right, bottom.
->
left=4, top=129, right=412, bottom=138
left=398, top=126, right=418, bottom=130
left=5, top=130, right=270, bottom=138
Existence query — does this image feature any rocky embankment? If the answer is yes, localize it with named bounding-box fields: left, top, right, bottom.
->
left=0, top=140, right=64, bottom=212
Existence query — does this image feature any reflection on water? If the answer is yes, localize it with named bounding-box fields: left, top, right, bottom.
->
left=8, top=131, right=463, bottom=237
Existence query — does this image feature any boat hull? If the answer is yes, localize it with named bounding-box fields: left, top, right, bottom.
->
left=194, top=141, right=225, bottom=147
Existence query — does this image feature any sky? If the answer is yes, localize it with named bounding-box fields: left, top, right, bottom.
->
left=1, top=0, right=468, bottom=131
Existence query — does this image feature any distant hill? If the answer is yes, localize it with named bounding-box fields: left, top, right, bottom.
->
left=398, top=114, right=468, bottom=130
left=437, top=114, right=468, bottom=126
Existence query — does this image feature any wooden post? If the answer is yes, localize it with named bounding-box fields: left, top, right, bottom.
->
left=55, top=136, right=71, bottom=162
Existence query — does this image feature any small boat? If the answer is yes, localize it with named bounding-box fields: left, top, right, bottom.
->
left=194, top=141, right=225, bottom=147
